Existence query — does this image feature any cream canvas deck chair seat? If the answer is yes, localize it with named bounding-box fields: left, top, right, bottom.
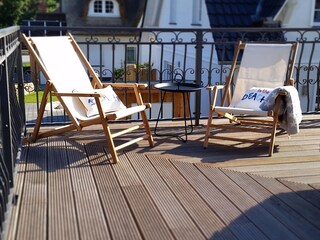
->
left=204, top=41, right=299, bottom=156
left=21, top=33, right=154, bottom=163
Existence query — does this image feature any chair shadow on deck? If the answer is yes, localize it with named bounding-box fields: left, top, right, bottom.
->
left=23, top=134, right=115, bottom=172
left=52, top=124, right=280, bottom=165
left=136, top=116, right=320, bottom=164
left=135, top=124, right=284, bottom=164
left=298, top=118, right=320, bottom=129
left=24, top=115, right=320, bottom=170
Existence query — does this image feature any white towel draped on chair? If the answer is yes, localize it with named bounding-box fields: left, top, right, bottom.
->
left=260, top=86, right=302, bottom=135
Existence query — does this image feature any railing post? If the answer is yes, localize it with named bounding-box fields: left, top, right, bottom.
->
left=17, top=40, right=26, bottom=125
left=194, top=29, right=203, bottom=126
left=0, top=40, right=14, bottom=187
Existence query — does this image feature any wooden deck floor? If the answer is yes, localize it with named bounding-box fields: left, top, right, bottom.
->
left=5, top=115, right=320, bottom=239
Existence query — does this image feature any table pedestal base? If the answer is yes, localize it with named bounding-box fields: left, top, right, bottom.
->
left=154, top=91, right=194, bottom=142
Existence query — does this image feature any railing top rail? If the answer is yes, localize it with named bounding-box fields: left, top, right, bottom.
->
left=0, top=26, right=20, bottom=38
left=19, top=25, right=320, bottom=32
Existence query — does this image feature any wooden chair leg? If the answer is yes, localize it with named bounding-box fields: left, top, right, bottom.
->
left=269, top=96, right=282, bottom=156
left=204, top=87, right=219, bottom=148
left=101, top=120, right=119, bottom=163
left=140, top=109, right=154, bottom=147
left=269, top=119, right=278, bottom=156
left=203, top=109, right=214, bottom=148
left=29, top=83, right=52, bottom=142
left=132, top=84, right=154, bottom=147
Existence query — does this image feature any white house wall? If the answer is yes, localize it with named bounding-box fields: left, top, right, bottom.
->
left=74, top=35, right=127, bottom=74
left=279, top=0, right=314, bottom=27
left=276, top=0, right=319, bottom=112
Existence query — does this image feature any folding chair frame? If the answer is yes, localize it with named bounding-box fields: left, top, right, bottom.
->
left=21, top=33, right=154, bottom=163
left=203, top=41, right=298, bottom=156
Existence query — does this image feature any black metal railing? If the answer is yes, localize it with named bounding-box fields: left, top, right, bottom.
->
left=20, top=25, right=320, bottom=126
left=0, top=26, right=25, bottom=232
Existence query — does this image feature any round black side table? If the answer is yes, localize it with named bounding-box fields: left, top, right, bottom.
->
left=154, top=82, right=203, bottom=142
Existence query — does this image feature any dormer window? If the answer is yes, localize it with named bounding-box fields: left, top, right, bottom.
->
left=88, top=0, right=120, bottom=17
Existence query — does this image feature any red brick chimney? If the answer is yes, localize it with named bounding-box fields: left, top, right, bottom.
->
left=38, top=0, right=48, bottom=13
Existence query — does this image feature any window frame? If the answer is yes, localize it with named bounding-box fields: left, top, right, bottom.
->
left=88, top=0, right=120, bottom=17
left=192, top=0, right=202, bottom=25
left=169, top=0, right=177, bottom=25
left=313, top=0, right=320, bottom=26
left=126, top=46, right=137, bottom=64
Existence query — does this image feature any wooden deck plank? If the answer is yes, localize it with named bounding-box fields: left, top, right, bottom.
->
left=222, top=169, right=320, bottom=239
left=15, top=140, right=47, bottom=240
left=146, top=154, right=236, bottom=240
left=171, top=160, right=268, bottom=240
left=205, top=154, right=320, bottom=168
left=278, top=180, right=320, bottom=209
left=5, top=143, right=28, bottom=240
left=126, top=152, right=205, bottom=240
left=65, top=139, right=111, bottom=240
left=160, top=152, right=320, bottom=167
left=47, top=137, right=79, bottom=240
left=250, top=174, right=320, bottom=229
left=310, top=183, right=320, bottom=190
left=197, top=165, right=299, bottom=240
left=112, top=151, right=174, bottom=240
left=282, top=175, right=320, bottom=184
left=226, top=161, right=320, bottom=173
left=85, top=144, right=143, bottom=240
left=251, top=167, right=320, bottom=178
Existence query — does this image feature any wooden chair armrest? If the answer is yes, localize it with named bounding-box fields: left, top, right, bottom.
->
left=54, top=92, right=102, bottom=97
left=102, top=83, right=148, bottom=89
left=288, top=78, right=294, bottom=86
left=206, top=85, right=225, bottom=91
left=206, top=85, right=226, bottom=108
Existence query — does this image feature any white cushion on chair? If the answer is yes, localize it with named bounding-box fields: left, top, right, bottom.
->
left=234, top=87, right=273, bottom=110
left=76, top=85, right=126, bottom=117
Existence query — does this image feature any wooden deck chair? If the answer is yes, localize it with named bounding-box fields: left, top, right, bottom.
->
left=21, top=33, right=154, bottom=163
left=204, top=41, right=299, bottom=156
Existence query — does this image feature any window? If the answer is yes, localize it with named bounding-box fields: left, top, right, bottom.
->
left=105, top=1, right=114, bottom=13
left=126, top=47, right=137, bottom=64
left=192, top=0, right=202, bottom=25
left=169, top=0, right=177, bottom=24
left=88, top=0, right=120, bottom=17
left=314, top=0, right=320, bottom=25
left=94, top=0, right=102, bottom=13
left=164, top=61, right=173, bottom=81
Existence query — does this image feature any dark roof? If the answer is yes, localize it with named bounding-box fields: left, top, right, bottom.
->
left=205, top=0, right=286, bottom=62
left=206, top=0, right=285, bottom=28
